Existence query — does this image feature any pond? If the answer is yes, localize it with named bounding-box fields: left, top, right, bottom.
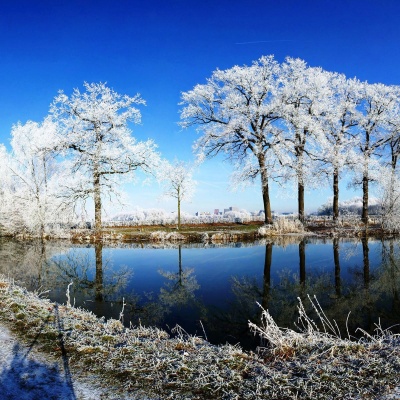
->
left=1, top=237, right=399, bottom=349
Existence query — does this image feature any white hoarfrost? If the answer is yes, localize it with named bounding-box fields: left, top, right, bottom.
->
left=50, top=82, right=160, bottom=231
left=0, top=119, right=75, bottom=236
left=156, top=160, right=196, bottom=229
left=181, top=55, right=400, bottom=228
left=180, top=55, right=285, bottom=224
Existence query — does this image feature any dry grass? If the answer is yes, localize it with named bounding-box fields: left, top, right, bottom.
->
left=0, top=276, right=399, bottom=399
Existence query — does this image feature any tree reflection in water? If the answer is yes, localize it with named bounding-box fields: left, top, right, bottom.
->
left=333, top=237, right=341, bottom=297
left=228, top=237, right=400, bottom=348
left=158, top=245, right=200, bottom=309
left=1, top=238, right=400, bottom=349
left=47, top=242, right=134, bottom=320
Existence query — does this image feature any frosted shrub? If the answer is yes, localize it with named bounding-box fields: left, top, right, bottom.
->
left=274, top=217, right=304, bottom=233
left=258, top=218, right=304, bottom=236
left=258, top=225, right=272, bottom=236
left=149, top=231, right=167, bottom=241
left=165, top=232, right=185, bottom=241
left=149, top=231, right=185, bottom=242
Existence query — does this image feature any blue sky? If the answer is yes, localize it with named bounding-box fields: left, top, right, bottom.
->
left=1, top=0, right=400, bottom=215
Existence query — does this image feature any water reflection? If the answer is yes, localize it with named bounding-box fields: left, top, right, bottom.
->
left=261, top=241, right=272, bottom=310
left=333, top=237, right=341, bottom=297
left=158, top=246, right=200, bottom=308
left=0, top=238, right=400, bottom=349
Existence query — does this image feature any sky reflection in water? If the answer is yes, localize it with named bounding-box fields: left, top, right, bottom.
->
left=1, top=237, right=399, bottom=350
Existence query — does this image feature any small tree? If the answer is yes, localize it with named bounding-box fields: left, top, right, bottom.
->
left=50, top=82, right=159, bottom=232
left=157, top=160, right=196, bottom=229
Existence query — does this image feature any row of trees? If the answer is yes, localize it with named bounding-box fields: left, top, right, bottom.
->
left=0, top=83, right=195, bottom=236
left=2, top=55, right=400, bottom=236
left=180, top=56, right=400, bottom=228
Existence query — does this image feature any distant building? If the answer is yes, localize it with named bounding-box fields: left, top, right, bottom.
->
left=223, top=206, right=239, bottom=214
left=214, top=209, right=219, bottom=215
left=196, top=211, right=211, bottom=217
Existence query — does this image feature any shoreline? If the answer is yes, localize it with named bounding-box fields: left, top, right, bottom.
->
left=2, top=221, right=394, bottom=244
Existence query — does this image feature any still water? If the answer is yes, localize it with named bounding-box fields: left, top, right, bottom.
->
left=1, top=237, right=399, bottom=349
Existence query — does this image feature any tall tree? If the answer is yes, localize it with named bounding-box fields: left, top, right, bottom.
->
left=279, top=58, right=331, bottom=223
left=50, top=82, right=159, bottom=232
left=180, top=56, right=284, bottom=224
left=319, top=75, right=360, bottom=222
left=377, top=89, right=400, bottom=232
left=355, top=82, right=396, bottom=225
left=157, top=160, right=196, bottom=230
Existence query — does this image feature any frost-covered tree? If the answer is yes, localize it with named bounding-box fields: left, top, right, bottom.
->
left=377, top=166, right=400, bottom=232
left=180, top=56, right=285, bottom=224
left=50, top=82, right=160, bottom=232
left=4, top=119, right=64, bottom=236
left=354, top=83, right=396, bottom=225
left=318, top=75, right=360, bottom=222
left=157, top=160, right=196, bottom=230
left=0, top=144, right=13, bottom=233
left=279, top=58, right=331, bottom=223
left=381, top=89, right=400, bottom=219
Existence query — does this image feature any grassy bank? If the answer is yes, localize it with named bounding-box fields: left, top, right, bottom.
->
left=70, top=220, right=388, bottom=243
left=0, top=276, right=399, bottom=399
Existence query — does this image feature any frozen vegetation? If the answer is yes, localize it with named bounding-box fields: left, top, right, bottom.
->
left=1, top=56, right=400, bottom=237
left=0, top=276, right=399, bottom=399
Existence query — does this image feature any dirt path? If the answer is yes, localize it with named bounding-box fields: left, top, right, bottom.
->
left=0, top=324, right=152, bottom=400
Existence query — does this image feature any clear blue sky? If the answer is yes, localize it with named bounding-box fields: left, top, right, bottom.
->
left=1, top=0, right=400, bottom=215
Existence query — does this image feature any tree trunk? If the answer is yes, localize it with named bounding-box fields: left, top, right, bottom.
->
left=262, top=179, right=273, bottom=225
left=361, top=168, right=369, bottom=226
left=295, top=130, right=306, bottom=224
left=93, top=170, right=102, bottom=233
left=259, top=155, right=273, bottom=224
left=333, top=167, right=339, bottom=222
left=177, top=191, right=181, bottom=230
left=298, top=180, right=305, bottom=223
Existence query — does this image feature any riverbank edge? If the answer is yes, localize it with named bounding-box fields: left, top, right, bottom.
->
left=0, top=276, right=399, bottom=399
left=1, top=221, right=394, bottom=244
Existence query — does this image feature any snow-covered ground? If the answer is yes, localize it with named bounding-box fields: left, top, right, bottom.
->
left=0, top=324, right=150, bottom=400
